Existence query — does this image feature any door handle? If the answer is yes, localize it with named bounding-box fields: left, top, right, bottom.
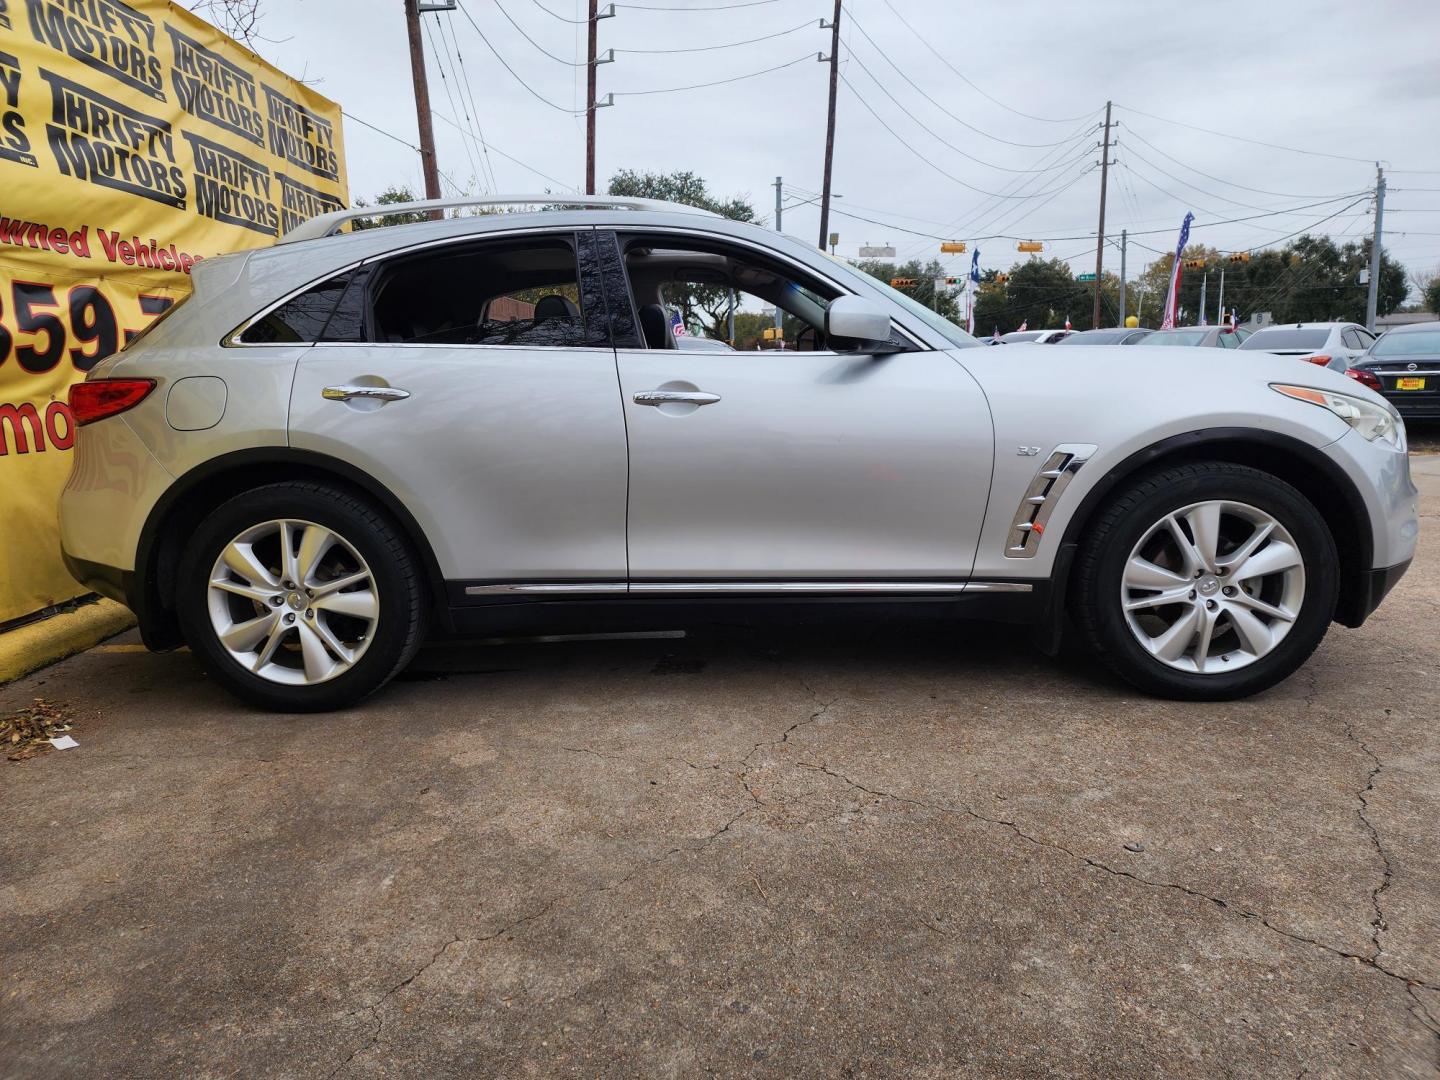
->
left=322, top=384, right=410, bottom=403
left=633, top=390, right=720, bottom=407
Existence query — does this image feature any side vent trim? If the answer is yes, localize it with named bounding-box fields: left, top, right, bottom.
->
left=1005, top=443, right=1097, bottom=558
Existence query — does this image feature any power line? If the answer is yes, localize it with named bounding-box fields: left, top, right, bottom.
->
left=839, top=72, right=1097, bottom=200
left=844, top=47, right=1097, bottom=174
left=613, top=53, right=814, bottom=96
left=876, top=0, right=1096, bottom=124
left=1114, top=103, right=1377, bottom=165
left=616, top=0, right=787, bottom=9
left=457, top=0, right=581, bottom=113
left=526, top=0, right=588, bottom=23
left=423, top=16, right=483, bottom=189
left=491, top=0, right=586, bottom=65
left=845, top=12, right=1098, bottom=150
left=1120, top=124, right=1355, bottom=200
left=614, top=18, right=816, bottom=52
left=438, top=10, right=499, bottom=191
left=432, top=108, right=579, bottom=191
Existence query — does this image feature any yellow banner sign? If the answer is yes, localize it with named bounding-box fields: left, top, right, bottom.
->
left=0, top=0, right=348, bottom=623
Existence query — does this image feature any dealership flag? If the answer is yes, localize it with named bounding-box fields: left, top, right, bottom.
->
left=967, top=248, right=981, bottom=335
left=1160, top=212, right=1195, bottom=330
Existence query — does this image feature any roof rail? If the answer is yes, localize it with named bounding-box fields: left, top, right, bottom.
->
left=277, top=194, right=718, bottom=244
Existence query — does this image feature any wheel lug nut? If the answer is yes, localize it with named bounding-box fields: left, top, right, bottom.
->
left=1223, top=586, right=1236, bottom=597
left=284, top=613, right=296, bottom=624
left=283, top=580, right=295, bottom=590
left=269, top=596, right=283, bottom=606
left=305, top=609, right=315, bottom=618
left=1194, top=569, right=1203, bottom=578
left=1206, top=599, right=1218, bottom=611
left=1188, top=589, right=1197, bottom=600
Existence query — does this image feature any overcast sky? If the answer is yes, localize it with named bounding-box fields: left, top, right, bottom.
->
left=248, top=0, right=1440, bottom=292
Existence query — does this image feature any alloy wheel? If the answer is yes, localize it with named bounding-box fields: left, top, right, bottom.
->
left=1120, top=500, right=1306, bottom=674
left=205, top=519, right=379, bottom=686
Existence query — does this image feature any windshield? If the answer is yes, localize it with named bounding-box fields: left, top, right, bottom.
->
left=1239, top=328, right=1329, bottom=350
left=1373, top=329, right=1440, bottom=357
left=1148, top=330, right=1209, bottom=346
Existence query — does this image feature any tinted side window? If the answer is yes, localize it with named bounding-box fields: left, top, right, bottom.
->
left=239, top=273, right=352, bottom=344
left=1217, top=331, right=1239, bottom=348
left=1341, top=328, right=1362, bottom=349
left=366, top=234, right=607, bottom=348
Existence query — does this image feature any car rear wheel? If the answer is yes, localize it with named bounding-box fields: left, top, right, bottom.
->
left=1075, top=462, right=1338, bottom=700
left=177, top=483, right=427, bottom=711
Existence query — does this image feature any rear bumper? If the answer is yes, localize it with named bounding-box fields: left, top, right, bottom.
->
left=60, top=552, right=179, bottom=650
left=1384, top=395, right=1440, bottom=418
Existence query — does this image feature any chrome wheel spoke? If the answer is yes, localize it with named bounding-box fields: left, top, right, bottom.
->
left=1164, top=515, right=1205, bottom=576
left=210, top=577, right=274, bottom=604
left=1124, top=585, right=1193, bottom=612
left=252, top=618, right=290, bottom=672
left=1125, top=557, right=1190, bottom=591
left=311, top=570, right=370, bottom=599
left=222, top=611, right=279, bottom=652
left=1192, top=607, right=1217, bottom=674
left=313, top=589, right=377, bottom=620
left=1147, top=605, right=1201, bottom=662
left=1233, top=540, right=1302, bottom=581
left=222, top=541, right=278, bottom=590
left=277, top=521, right=300, bottom=585
left=1182, top=503, right=1222, bottom=571
left=1226, top=605, right=1273, bottom=655
left=1218, top=521, right=1275, bottom=571
left=296, top=525, right=337, bottom=587
left=296, top=621, right=340, bottom=682
left=1229, top=591, right=1296, bottom=623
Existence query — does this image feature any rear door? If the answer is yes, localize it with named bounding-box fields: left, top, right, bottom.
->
left=600, top=228, right=994, bottom=584
left=285, top=228, right=630, bottom=587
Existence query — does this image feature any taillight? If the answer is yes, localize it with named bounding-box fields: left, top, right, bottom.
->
left=1303, top=354, right=1332, bottom=367
left=1345, top=368, right=1383, bottom=392
left=68, top=379, right=157, bottom=426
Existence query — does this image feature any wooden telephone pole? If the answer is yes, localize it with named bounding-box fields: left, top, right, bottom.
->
left=1091, top=100, right=1112, bottom=327
left=403, top=0, right=443, bottom=218
left=816, top=0, right=842, bottom=251
left=586, top=0, right=598, bottom=194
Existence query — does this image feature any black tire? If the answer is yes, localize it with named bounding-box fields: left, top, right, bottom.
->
left=1074, top=462, right=1338, bottom=701
left=176, top=482, right=428, bottom=712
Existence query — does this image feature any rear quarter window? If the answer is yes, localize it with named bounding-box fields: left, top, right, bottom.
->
left=238, top=273, right=353, bottom=344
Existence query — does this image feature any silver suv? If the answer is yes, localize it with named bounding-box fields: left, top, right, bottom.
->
left=60, top=196, right=1417, bottom=711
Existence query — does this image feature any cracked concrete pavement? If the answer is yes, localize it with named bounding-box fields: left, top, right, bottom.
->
left=3, top=456, right=1440, bottom=1079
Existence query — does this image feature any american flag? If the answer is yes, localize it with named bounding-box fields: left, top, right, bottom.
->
left=1160, top=212, right=1194, bottom=330
left=670, top=310, right=687, bottom=338
left=1064, top=315, right=1072, bottom=331
left=1017, top=319, right=1028, bottom=332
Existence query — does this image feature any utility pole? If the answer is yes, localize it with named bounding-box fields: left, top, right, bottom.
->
left=773, top=176, right=784, bottom=333
left=817, top=0, right=842, bottom=251
left=403, top=0, right=443, bottom=218
left=586, top=0, right=598, bottom=195
left=1092, top=100, right=1112, bottom=327
left=1217, top=268, right=1225, bottom=327
left=1199, top=272, right=1208, bottom=326
left=1365, top=163, right=1386, bottom=331
left=1118, top=228, right=1127, bottom=325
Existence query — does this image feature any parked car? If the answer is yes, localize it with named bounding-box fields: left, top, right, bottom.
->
left=1349, top=320, right=1440, bottom=419
left=60, top=195, right=1416, bottom=710
left=1237, top=322, right=1376, bottom=371
left=998, top=329, right=1071, bottom=344
left=1057, top=327, right=1153, bottom=345
left=1142, top=326, right=1252, bottom=348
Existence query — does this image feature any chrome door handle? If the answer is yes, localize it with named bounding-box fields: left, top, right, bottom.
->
left=633, top=390, right=720, bottom=407
left=322, top=384, right=410, bottom=402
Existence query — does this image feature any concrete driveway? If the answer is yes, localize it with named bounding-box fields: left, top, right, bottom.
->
left=4, top=459, right=1439, bottom=1079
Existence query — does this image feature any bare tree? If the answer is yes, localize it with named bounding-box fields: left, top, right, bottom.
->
left=187, top=0, right=271, bottom=50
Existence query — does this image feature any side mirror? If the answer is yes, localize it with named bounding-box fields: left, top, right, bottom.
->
left=825, top=295, right=894, bottom=352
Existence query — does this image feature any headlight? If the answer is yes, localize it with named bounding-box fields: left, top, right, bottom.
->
left=1272, top=384, right=1406, bottom=451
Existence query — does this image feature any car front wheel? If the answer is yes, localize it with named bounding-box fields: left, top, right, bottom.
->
left=176, top=482, right=428, bottom=711
left=1075, top=462, right=1339, bottom=700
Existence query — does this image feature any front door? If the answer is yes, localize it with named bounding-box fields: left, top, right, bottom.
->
left=604, top=229, right=994, bottom=584
left=287, top=229, right=630, bottom=586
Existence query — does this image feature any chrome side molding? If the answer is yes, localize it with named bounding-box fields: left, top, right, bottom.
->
left=465, top=580, right=1034, bottom=597
left=1005, top=443, right=1097, bottom=558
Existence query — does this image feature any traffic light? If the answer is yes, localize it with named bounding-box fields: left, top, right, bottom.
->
left=1184, top=259, right=1206, bottom=270
left=890, top=278, right=918, bottom=288
left=762, top=326, right=783, bottom=341
left=943, top=277, right=962, bottom=285
left=994, top=273, right=1009, bottom=284
left=1229, top=252, right=1251, bottom=264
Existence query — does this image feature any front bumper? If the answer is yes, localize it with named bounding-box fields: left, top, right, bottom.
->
left=1351, top=559, right=1412, bottom=624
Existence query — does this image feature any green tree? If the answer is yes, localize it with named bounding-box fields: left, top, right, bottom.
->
left=853, top=258, right=962, bottom=323
left=351, top=185, right=429, bottom=230
left=1426, top=277, right=1440, bottom=315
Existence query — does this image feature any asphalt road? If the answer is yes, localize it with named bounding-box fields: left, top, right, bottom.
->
left=3, top=459, right=1439, bottom=1079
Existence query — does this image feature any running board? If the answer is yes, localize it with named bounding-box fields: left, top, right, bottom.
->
left=464, top=581, right=1034, bottom=597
